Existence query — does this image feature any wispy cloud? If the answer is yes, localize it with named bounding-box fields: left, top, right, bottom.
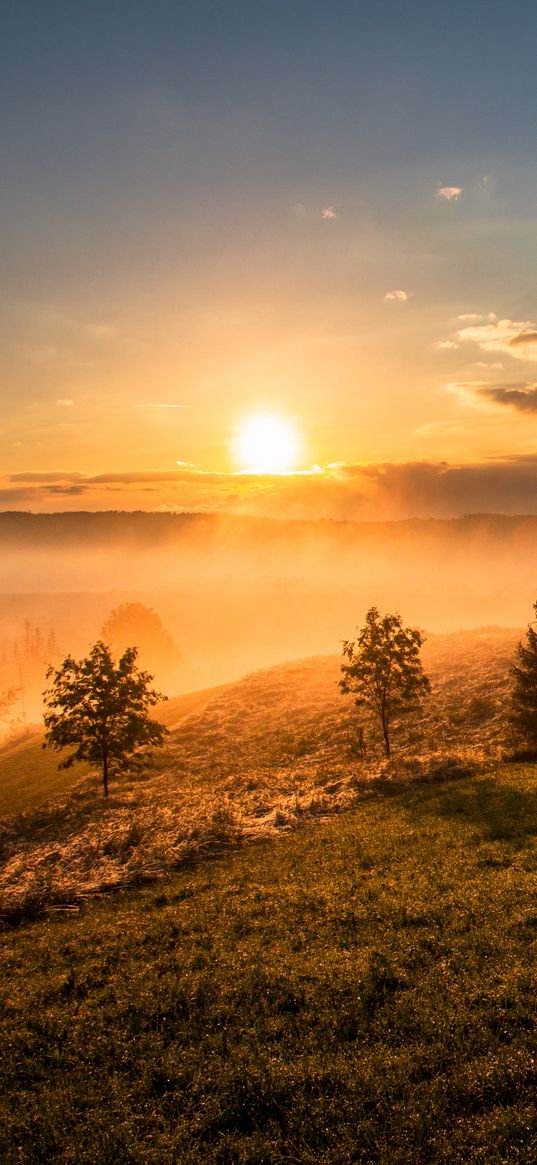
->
left=321, top=206, right=336, bottom=220
left=435, top=317, right=537, bottom=363
left=509, top=330, right=537, bottom=349
left=384, top=289, right=408, bottom=303
left=443, top=380, right=493, bottom=407
left=477, top=383, right=537, bottom=413
left=56, top=398, right=74, bottom=408
left=436, top=185, right=463, bottom=201
left=453, top=317, right=537, bottom=361
left=134, top=403, right=186, bottom=409
left=10, top=472, right=84, bottom=483
left=444, top=374, right=537, bottom=414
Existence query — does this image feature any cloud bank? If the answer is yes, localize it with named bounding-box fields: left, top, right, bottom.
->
left=6, top=456, right=537, bottom=521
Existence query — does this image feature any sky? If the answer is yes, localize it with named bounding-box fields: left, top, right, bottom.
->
left=3, top=0, right=537, bottom=519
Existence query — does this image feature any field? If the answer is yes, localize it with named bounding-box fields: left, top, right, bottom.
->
left=0, top=628, right=519, bottom=921
left=0, top=629, right=519, bottom=918
left=1, top=765, right=536, bottom=1163
left=1, top=626, right=536, bottom=1162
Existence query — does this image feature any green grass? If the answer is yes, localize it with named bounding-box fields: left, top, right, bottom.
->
left=1, top=764, right=536, bottom=1164
left=0, top=732, right=88, bottom=816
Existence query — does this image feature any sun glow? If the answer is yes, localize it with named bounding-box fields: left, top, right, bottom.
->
left=234, top=413, right=300, bottom=473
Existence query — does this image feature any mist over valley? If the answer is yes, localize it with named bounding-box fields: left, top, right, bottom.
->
left=1, top=510, right=536, bottom=727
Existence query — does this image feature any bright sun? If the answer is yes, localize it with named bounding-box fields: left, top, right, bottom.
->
left=234, top=412, right=300, bottom=473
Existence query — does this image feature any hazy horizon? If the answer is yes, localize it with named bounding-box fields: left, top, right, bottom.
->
left=1, top=509, right=536, bottom=732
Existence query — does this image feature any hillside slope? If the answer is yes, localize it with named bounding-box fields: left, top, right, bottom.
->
left=0, top=628, right=520, bottom=920
left=0, top=681, right=232, bottom=816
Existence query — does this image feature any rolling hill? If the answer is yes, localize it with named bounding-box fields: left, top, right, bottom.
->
left=0, top=626, right=536, bottom=1162
left=0, top=627, right=520, bottom=921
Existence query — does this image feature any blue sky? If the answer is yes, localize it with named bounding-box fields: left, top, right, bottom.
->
left=3, top=1, right=537, bottom=516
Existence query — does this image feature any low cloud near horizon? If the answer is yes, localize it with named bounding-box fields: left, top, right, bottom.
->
left=5, top=456, right=537, bottom=522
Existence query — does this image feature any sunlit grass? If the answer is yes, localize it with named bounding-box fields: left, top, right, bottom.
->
left=0, top=631, right=518, bottom=921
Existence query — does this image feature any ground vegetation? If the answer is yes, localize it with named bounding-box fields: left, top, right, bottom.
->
left=0, top=764, right=535, bottom=1163
left=0, top=628, right=518, bottom=920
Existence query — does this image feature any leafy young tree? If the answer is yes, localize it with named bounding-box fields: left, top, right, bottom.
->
left=509, top=600, right=537, bottom=749
left=43, top=641, right=168, bottom=796
left=340, top=607, right=430, bottom=758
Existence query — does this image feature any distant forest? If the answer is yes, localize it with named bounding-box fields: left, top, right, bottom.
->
left=2, top=508, right=537, bottom=550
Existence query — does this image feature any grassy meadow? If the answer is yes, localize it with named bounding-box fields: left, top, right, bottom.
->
left=1, top=626, right=536, bottom=1162
left=1, top=764, right=536, bottom=1163
left=0, top=628, right=517, bottom=921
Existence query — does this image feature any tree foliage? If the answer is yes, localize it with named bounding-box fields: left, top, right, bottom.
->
left=43, top=641, right=167, bottom=796
left=0, top=686, right=18, bottom=720
left=340, top=607, right=430, bottom=758
left=102, top=603, right=179, bottom=661
left=509, top=600, right=537, bottom=748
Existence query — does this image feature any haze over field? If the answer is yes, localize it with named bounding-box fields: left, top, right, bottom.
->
left=0, top=510, right=535, bottom=733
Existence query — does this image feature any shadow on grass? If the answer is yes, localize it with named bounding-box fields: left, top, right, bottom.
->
left=406, top=775, right=537, bottom=843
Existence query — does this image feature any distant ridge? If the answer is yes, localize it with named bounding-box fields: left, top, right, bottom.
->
left=3, top=508, right=537, bottom=548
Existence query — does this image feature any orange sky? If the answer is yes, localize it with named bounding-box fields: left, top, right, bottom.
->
left=3, top=3, right=537, bottom=519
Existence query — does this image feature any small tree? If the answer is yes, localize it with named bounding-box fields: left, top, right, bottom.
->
left=0, top=686, right=18, bottom=719
left=43, top=641, right=168, bottom=796
left=340, top=607, right=430, bottom=758
left=509, top=600, right=537, bottom=749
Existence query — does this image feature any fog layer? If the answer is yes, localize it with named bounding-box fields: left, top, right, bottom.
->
left=0, top=511, right=534, bottom=727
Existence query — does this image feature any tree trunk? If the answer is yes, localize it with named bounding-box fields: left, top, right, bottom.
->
left=381, top=712, right=391, bottom=758
left=102, top=741, right=109, bottom=797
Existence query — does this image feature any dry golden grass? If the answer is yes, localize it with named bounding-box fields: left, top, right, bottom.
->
left=0, top=627, right=519, bottom=921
